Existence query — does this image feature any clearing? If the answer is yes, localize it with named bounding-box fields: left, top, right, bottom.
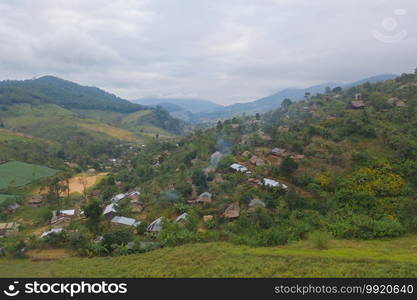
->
left=60, top=173, right=107, bottom=196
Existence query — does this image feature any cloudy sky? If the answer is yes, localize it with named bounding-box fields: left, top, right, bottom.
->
left=0, top=0, right=416, bottom=105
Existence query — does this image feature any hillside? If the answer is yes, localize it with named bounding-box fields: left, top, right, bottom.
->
left=2, top=236, right=417, bottom=277
left=0, top=70, right=416, bottom=278
left=0, top=76, right=184, bottom=166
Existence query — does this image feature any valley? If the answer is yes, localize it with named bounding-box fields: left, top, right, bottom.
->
left=1, top=70, right=417, bottom=278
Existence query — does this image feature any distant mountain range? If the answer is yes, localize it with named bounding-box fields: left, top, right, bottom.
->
left=132, top=74, right=397, bottom=123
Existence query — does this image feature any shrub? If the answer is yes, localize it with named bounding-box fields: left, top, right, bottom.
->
left=309, top=231, right=332, bottom=250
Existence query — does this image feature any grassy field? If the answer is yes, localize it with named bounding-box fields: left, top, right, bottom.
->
left=0, top=161, right=58, bottom=189
left=2, top=236, right=417, bottom=277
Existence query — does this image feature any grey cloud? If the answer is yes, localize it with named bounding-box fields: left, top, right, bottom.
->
left=0, top=0, right=416, bottom=105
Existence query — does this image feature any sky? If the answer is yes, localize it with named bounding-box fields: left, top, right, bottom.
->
left=0, top=0, right=416, bottom=105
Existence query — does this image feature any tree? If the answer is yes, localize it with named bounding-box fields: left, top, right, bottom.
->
left=281, top=98, right=292, bottom=109
left=191, top=169, right=207, bottom=190
left=83, top=199, right=103, bottom=234
left=279, top=156, right=298, bottom=177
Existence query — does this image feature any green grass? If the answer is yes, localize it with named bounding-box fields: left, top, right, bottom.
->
left=0, top=161, right=58, bottom=189
left=2, top=236, right=417, bottom=277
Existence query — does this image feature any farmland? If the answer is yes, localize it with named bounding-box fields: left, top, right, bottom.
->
left=0, top=161, right=58, bottom=190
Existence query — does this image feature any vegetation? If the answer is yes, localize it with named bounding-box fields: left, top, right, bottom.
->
left=3, top=236, right=417, bottom=277
left=1, top=71, right=417, bottom=277
left=0, top=161, right=58, bottom=189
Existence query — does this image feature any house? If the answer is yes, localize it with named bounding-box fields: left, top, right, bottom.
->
left=103, top=203, right=118, bottom=220
left=147, top=217, right=163, bottom=233
left=354, top=93, right=362, bottom=100
left=128, top=191, right=140, bottom=200
left=258, top=131, right=272, bottom=141
left=277, top=126, right=289, bottom=133
left=249, top=156, right=265, bottom=166
left=0, top=222, right=18, bottom=236
left=86, top=168, right=96, bottom=174
left=28, top=195, right=43, bottom=207
left=260, top=178, right=288, bottom=190
left=6, top=203, right=20, bottom=213
left=111, top=193, right=126, bottom=203
left=130, top=200, right=143, bottom=213
left=242, top=151, right=252, bottom=158
left=222, top=202, right=240, bottom=219
left=271, top=148, right=286, bottom=156
left=111, top=216, right=140, bottom=227
left=248, top=199, right=266, bottom=208
left=51, top=209, right=76, bottom=227
left=41, top=228, right=63, bottom=238
left=230, top=163, right=249, bottom=173
left=188, top=192, right=212, bottom=204
left=175, top=212, right=189, bottom=223
left=351, top=100, right=365, bottom=109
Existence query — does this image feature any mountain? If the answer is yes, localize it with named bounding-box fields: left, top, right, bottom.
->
left=192, top=74, right=398, bottom=122
left=132, top=98, right=223, bottom=113
left=0, top=76, right=184, bottom=166
left=0, top=76, right=144, bottom=113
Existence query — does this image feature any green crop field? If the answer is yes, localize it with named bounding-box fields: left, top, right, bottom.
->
left=0, top=161, right=58, bottom=190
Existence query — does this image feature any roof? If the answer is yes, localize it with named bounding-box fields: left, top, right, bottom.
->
left=260, top=178, right=288, bottom=189
left=351, top=100, right=365, bottom=108
left=230, top=163, right=248, bottom=173
left=0, top=222, right=17, bottom=230
left=147, top=217, right=163, bottom=232
left=60, top=209, right=75, bottom=216
left=222, top=202, right=240, bottom=219
left=41, top=228, right=63, bottom=238
left=271, top=148, right=286, bottom=155
left=111, top=193, right=126, bottom=203
left=111, top=216, right=139, bottom=227
left=261, top=178, right=279, bottom=187
left=249, top=156, right=265, bottom=166
left=248, top=199, right=265, bottom=207
left=53, top=209, right=75, bottom=216
left=199, top=192, right=212, bottom=198
left=175, top=213, right=189, bottom=223
left=103, top=203, right=117, bottom=215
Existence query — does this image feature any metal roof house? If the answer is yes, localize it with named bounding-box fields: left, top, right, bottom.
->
left=111, top=193, right=126, bottom=203
left=260, top=178, right=288, bottom=190
left=175, top=213, right=189, bottom=223
left=230, top=163, right=249, bottom=173
left=111, top=216, right=140, bottom=227
left=41, top=228, right=63, bottom=238
left=103, top=203, right=118, bottom=220
left=147, top=217, right=163, bottom=233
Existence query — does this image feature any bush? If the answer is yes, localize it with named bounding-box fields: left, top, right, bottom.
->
left=309, top=231, right=332, bottom=250
left=5, top=240, right=26, bottom=258
left=68, top=231, right=89, bottom=255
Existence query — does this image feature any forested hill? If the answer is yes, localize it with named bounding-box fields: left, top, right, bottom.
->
left=0, top=76, right=144, bottom=113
